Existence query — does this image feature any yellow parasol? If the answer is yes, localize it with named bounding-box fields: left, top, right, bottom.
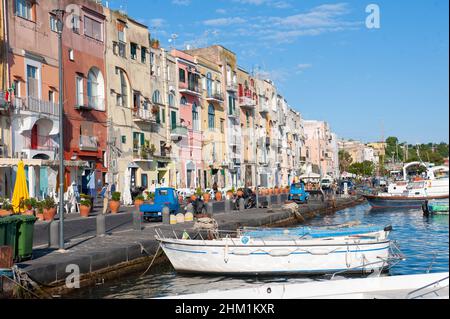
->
left=12, top=160, right=30, bottom=213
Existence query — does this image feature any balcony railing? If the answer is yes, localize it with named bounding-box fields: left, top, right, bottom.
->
left=206, top=92, right=224, bottom=102
left=133, top=108, right=157, bottom=123
left=179, top=84, right=202, bottom=96
left=226, top=82, right=238, bottom=92
left=75, top=94, right=105, bottom=110
left=13, top=96, right=60, bottom=116
left=133, top=147, right=154, bottom=161
left=80, top=135, right=98, bottom=151
left=239, top=96, right=256, bottom=109
left=24, top=135, right=57, bottom=151
left=228, top=106, right=239, bottom=119
left=171, top=125, right=188, bottom=141
left=259, top=102, right=269, bottom=114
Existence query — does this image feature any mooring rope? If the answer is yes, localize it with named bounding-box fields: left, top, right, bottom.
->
left=140, top=243, right=163, bottom=278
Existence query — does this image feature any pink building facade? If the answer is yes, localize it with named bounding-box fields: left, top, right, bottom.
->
left=172, top=50, right=203, bottom=189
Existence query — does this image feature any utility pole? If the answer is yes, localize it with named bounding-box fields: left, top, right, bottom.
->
left=53, top=8, right=65, bottom=252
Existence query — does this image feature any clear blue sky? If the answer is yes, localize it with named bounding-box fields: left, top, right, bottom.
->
left=107, top=0, right=449, bottom=144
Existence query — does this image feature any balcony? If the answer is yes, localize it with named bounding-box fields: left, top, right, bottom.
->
left=133, top=147, right=154, bottom=162
left=259, top=102, right=269, bottom=114
left=12, top=96, right=60, bottom=117
left=80, top=135, right=98, bottom=151
left=239, top=96, right=256, bottom=110
left=206, top=92, right=224, bottom=103
left=227, top=106, right=240, bottom=119
left=171, top=125, right=188, bottom=142
left=226, top=82, right=238, bottom=92
left=133, top=108, right=157, bottom=124
left=24, top=135, right=57, bottom=152
left=75, top=95, right=105, bottom=111
left=179, top=84, right=202, bottom=97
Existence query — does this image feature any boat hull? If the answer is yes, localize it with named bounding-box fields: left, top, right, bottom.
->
left=364, top=194, right=449, bottom=209
left=158, top=237, right=391, bottom=275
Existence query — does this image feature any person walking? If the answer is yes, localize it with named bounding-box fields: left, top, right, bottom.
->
left=101, top=183, right=111, bottom=215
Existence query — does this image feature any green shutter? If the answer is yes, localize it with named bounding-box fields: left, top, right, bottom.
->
left=171, top=111, right=177, bottom=130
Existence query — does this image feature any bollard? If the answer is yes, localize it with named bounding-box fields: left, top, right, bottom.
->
left=49, top=220, right=59, bottom=248
left=96, top=214, right=106, bottom=237
left=133, top=210, right=142, bottom=231
left=162, top=206, right=171, bottom=225
left=207, top=202, right=213, bottom=217
left=225, top=199, right=231, bottom=213
left=267, top=195, right=272, bottom=208
left=239, top=198, right=245, bottom=212
left=185, top=203, right=194, bottom=215
left=277, top=195, right=282, bottom=205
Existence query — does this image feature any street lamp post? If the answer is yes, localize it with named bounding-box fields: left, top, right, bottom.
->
left=53, top=8, right=65, bottom=251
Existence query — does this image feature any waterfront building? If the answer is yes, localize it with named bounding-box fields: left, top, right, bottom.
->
left=195, top=54, right=226, bottom=189
left=3, top=0, right=62, bottom=198
left=237, top=67, right=257, bottom=188
left=171, top=49, right=203, bottom=189
left=304, top=120, right=338, bottom=178
left=185, top=45, right=240, bottom=189
left=286, top=108, right=305, bottom=183
left=104, top=8, right=155, bottom=195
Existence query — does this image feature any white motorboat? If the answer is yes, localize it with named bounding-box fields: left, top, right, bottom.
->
left=159, top=272, right=449, bottom=299
left=155, top=229, right=397, bottom=276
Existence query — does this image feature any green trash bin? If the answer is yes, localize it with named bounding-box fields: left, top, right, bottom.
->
left=0, top=217, right=8, bottom=246
left=3, top=216, right=20, bottom=261
left=15, top=215, right=37, bottom=261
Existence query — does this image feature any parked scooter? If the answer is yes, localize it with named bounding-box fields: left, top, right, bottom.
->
left=233, top=188, right=257, bottom=210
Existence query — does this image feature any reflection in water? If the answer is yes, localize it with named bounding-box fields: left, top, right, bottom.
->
left=70, top=204, right=449, bottom=299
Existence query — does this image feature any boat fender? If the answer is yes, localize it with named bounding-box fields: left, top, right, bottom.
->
left=268, top=249, right=292, bottom=257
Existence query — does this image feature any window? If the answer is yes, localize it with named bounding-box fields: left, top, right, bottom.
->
left=220, top=119, right=225, bottom=133
left=15, top=0, right=32, bottom=21
left=192, top=103, right=199, bottom=131
left=119, top=69, right=128, bottom=107
left=69, top=49, right=74, bottom=61
left=133, top=91, right=140, bottom=110
left=13, top=80, right=20, bottom=97
left=130, top=43, right=137, bottom=60
left=141, top=47, right=147, bottom=63
left=228, top=95, right=236, bottom=115
left=171, top=111, right=177, bottom=130
left=118, top=42, right=126, bottom=58
left=87, top=68, right=104, bottom=110
left=121, top=136, right=126, bottom=144
left=168, top=94, right=174, bottom=108
left=179, top=68, right=186, bottom=83
left=206, top=73, right=212, bottom=96
left=50, top=15, right=58, bottom=32
left=48, top=90, right=54, bottom=104
left=208, top=104, right=215, bottom=130
left=152, top=90, right=161, bottom=105
left=84, top=16, right=103, bottom=41
left=141, top=174, right=148, bottom=188
left=180, top=96, right=187, bottom=105
left=72, top=15, right=80, bottom=33
left=117, top=22, right=126, bottom=42
left=246, top=111, right=250, bottom=128
left=76, top=76, right=84, bottom=106
left=26, top=65, right=38, bottom=98
left=161, top=108, right=166, bottom=124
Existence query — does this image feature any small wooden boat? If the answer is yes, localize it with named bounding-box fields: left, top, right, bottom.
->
left=159, top=272, right=449, bottom=299
left=155, top=229, right=396, bottom=276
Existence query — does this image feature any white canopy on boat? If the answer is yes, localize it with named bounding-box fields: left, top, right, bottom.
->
left=300, top=172, right=321, bottom=179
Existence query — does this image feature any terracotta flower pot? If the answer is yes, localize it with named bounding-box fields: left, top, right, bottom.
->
left=23, top=210, right=35, bottom=216
left=215, top=192, right=222, bottom=201
left=274, top=188, right=279, bottom=195
left=109, top=200, right=120, bottom=214
left=134, top=199, right=144, bottom=210
left=203, top=193, right=211, bottom=203
left=190, top=195, right=197, bottom=201
left=0, top=210, right=12, bottom=217
left=36, top=213, right=44, bottom=221
left=268, top=189, right=273, bottom=195
left=80, top=205, right=91, bottom=218
left=226, top=191, right=234, bottom=200
left=43, top=208, right=56, bottom=221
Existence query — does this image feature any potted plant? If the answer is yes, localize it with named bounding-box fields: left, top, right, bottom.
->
left=236, top=188, right=244, bottom=197
left=109, top=192, right=121, bottom=214
left=21, top=198, right=36, bottom=216
left=226, top=187, right=235, bottom=200
left=215, top=191, right=222, bottom=202
left=0, top=198, right=13, bottom=217
left=80, top=194, right=93, bottom=213
left=35, top=201, right=44, bottom=221
left=134, top=194, right=145, bottom=209
left=42, top=197, right=57, bottom=221
left=79, top=197, right=92, bottom=218
left=145, top=191, right=155, bottom=204
left=150, top=38, right=160, bottom=49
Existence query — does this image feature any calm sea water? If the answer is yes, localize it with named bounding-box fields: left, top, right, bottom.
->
left=71, top=204, right=449, bottom=299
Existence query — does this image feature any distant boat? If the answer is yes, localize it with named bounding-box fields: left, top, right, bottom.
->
left=155, top=230, right=395, bottom=276
left=159, top=272, right=449, bottom=299
left=423, top=199, right=449, bottom=216
left=364, top=166, right=449, bottom=209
